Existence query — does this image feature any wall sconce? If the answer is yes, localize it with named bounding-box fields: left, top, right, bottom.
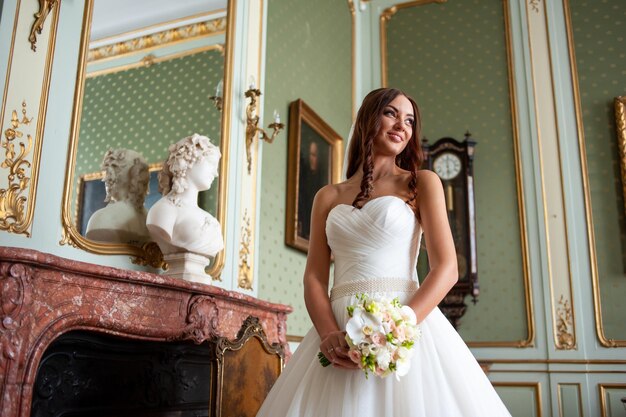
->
left=244, top=79, right=284, bottom=174
left=209, top=79, right=223, bottom=111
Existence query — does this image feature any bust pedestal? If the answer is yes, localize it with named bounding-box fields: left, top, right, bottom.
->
left=164, top=252, right=212, bottom=283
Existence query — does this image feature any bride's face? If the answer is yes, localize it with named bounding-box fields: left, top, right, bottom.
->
left=372, top=95, right=415, bottom=157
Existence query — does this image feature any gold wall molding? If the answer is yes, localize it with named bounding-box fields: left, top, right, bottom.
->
left=60, top=0, right=233, bottom=276
left=493, top=382, right=542, bottom=417
left=599, top=384, right=626, bottom=417
left=556, top=294, right=575, bottom=350
left=87, top=17, right=227, bottom=64
left=347, top=0, right=356, bottom=118
left=527, top=0, right=578, bottom=352
left=86, top=44, right=225, bottom=78
left=28, top=0, right=59, bottom=51
left=562, top=0, right=625, bottom=347
left=0, top=101, right=33, bottom=236
left=238, top=209, right=252, bottom=290
left=615, top=97, right=626, bottom=217
left=557, top=383, right=583, bottom=417
left=379, top=0, right=446, bottom=87
left=379, top=0, right=534, bottom=348
left=0, top=0, right=60, bottom=239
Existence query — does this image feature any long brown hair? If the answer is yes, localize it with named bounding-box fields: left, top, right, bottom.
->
left=346, top=88, right=424, bottom=208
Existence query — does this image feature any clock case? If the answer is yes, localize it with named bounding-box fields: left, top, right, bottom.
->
left=421, top=135, right=479, bottom=329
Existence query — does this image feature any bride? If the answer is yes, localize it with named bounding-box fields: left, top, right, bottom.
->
left=256, top=88, right=511, bottom=416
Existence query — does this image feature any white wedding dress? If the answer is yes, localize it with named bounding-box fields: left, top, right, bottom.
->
left=257, top=195, right=511, bottom=417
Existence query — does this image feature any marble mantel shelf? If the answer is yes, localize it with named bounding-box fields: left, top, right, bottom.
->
left=0, top=246, right=292, bottom=417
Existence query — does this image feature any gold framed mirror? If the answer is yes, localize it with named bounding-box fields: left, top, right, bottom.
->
left=61, top=0, right=234, bottom=276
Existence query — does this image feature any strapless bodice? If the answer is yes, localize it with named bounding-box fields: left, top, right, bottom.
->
left=325, top=195, right=422, bottom=287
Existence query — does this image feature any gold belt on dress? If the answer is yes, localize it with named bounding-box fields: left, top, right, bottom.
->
left=329, top=278, right=419, bottom=302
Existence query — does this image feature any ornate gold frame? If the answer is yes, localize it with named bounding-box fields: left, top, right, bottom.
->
left=214, top=316, right=285, bottom=417
left=563, top=0, right=625, bottom=347
left=88, top=15, right=226, bottom=64
left=285, top=99, right=343, bottom=253
left=379, top=0, right=534, bottom=348
left=60, top=0, right=234, bottom=274
left=615, top=97, right=626, bottom=217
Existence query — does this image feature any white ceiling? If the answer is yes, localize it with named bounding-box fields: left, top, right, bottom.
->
left=91, top=0, right=227, bottom=41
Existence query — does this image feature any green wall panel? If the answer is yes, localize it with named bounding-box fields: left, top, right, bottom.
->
left=568, top=0, right=626, bottom=341
left=258, top=0, right=351, bottom=337
left=495, top=385, right=540, bottom=417
left=386, top=0, right=526, bottom=342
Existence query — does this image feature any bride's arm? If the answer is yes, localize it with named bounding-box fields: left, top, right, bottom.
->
left=407, top=170, right=458, bottom=323
left=303, top=186, right=357, bottom=369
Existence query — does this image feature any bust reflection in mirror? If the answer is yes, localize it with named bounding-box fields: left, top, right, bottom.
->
left=146, top=133, right=224, bottom=283
left=85, top=149, right=151, bottom=244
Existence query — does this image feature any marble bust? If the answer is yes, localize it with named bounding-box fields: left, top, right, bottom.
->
left=85, top=149, right=150, bottom=244
left=146, top=134, right=223, bottom=282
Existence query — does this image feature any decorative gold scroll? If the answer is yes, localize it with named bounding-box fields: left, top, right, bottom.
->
left=556, top=295, right=575, bottom=350
left=29, top=0, right=60, bottom=51
left=0, top=101, right=33, bottom=236
left=238, top=209, right=252, bottom=289
left=88, top=17, right=227, bottom=63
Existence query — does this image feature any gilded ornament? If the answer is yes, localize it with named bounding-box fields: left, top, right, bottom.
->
left=556, top=295, right=575, bottom=350
left=29, top=0, right=60, bottom=52
left=238, top=210, right=253, bottom=290
left=529, top=0, right=541, bottom=13
left=0, top=102, right=33, bottom=236
left=615, top=97, right=626, bottom=218
left=88, top=18, right=227, bottom=63
left=131, top=241, right=166, bottom=269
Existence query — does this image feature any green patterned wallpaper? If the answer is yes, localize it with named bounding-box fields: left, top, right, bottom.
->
left=74, top=48, right=224, bottom=225
left=386, top=0, right=526, bottom=342
left=568, top=0, right=626, bottom=340
left=258, top=0, right=352, bottom=336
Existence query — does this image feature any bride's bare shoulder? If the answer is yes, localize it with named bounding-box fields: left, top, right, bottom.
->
left=314, top=182, right=355, bottom=211
left=314, top=184, right=341, bottom=208
left=415, top=169, right=441, bottom=188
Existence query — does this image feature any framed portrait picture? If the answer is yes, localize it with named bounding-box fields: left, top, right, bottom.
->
left=75, top=163, right=163, bottom=235
left=286, top=99, right=343, bottom=253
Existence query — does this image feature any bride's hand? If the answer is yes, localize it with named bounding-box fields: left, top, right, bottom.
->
left=320, top=330, right=359, bottom=369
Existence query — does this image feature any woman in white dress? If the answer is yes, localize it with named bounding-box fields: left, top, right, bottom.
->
left=256, top=88, right=511, bottom=416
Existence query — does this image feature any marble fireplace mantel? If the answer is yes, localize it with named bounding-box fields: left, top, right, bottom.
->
left=0, top=246, right=292, bottom=417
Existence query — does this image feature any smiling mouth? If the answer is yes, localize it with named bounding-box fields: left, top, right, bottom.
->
left=387, top=132, right=403, bottom=142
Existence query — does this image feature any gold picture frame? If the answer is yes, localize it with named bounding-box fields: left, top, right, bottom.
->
left=615, top=96, right=626, bottom=216
left=285, top=99, right=343, bottom=253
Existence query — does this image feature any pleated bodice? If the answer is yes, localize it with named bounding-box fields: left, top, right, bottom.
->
left=325, top=195, right=422, bottom=287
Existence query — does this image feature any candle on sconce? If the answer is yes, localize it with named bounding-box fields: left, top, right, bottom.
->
left=248, top=75, right=256, bottom=90
left=273, top=109, right=281, bottom=124
left=215, top=79, right=223, bottom=97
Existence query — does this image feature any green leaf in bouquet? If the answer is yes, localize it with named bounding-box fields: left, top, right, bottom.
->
left=317, top=351, right=332, bottom=367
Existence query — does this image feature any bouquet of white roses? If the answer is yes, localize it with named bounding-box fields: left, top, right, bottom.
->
left=318, top=294, right=421, bottom=379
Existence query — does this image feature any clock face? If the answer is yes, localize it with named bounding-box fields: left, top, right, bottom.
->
left=433, top=152, right=462, bottom=180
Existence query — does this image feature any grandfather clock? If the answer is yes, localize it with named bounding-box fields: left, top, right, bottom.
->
left=421, top=133, right=479, bottom=329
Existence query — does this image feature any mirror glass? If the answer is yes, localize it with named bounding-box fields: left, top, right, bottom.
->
left=67, top=0, right=228, bottom=260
